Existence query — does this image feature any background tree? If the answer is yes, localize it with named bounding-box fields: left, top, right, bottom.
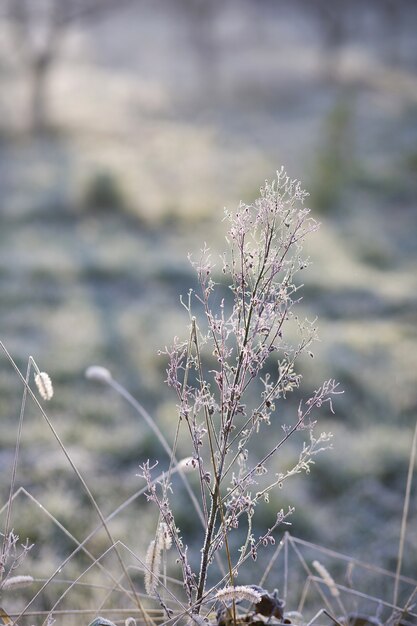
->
left=2, top=0, right=138, bottom=132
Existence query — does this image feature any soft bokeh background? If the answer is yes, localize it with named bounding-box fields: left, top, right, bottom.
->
left=1, top=0, right=417, bottom=618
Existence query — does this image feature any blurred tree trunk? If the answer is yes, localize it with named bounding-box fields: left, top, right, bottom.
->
left=6, top=0, right=138, bottom=133
left=177, top=0, right=221, bottom=100
left=316, top=1, right=346, bottom=78
left=29, top=50, right=54, bottom=132
left=8, top=0, right=62, bottom=133
left=379, top=0, right=403, bottom=67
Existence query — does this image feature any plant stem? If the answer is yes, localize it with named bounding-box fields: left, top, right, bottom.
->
left=196, top=490, right=219, bottom=609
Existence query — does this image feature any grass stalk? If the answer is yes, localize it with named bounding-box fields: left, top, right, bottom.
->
left=393, top=419, right=417, bottom=608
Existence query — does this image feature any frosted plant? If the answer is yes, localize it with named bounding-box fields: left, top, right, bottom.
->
left=140, top=168, right=341, bottom=614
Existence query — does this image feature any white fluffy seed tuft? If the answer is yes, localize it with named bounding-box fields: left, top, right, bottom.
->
left=34, top=372, right=54, bottom=401
left=215, top=585, right=262, bottom=604
left=144, top=539, right=161, bottom=596
left=312, top=560, right=340, bottom=597
left=2, top=575, right=34, bottom=590
left=85, top=366, right=112, bottom=384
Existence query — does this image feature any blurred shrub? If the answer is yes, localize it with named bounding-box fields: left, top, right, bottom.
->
left=404, top=149, right=417, bottom=176
left=310, top=94, right=356, bottom=214
left=82, top=168, right=126, bottom=213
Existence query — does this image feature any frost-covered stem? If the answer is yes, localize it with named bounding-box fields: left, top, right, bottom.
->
left=182, top=320, right=210, bottom=522
left=196, top=490, right=219, bottom=609
left=196, top=224, right=275, bottom=608
left=194, top=336, right=235, bottom=610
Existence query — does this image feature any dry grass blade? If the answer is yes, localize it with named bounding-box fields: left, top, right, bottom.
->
left=291, top=536, right=417, bottom=587
left=393, top=420, right=417, bottom=610
left=258, top=530, right=287, bottom=587
left=1, top=358, right=31, bottom=573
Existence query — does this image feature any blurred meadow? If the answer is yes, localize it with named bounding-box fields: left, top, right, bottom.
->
left=1, top=0, right=417, bottom=620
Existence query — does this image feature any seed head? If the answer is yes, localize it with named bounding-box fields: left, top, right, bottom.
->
left=85, top=366, right=112, bottom=384
left=312, top=560, right=340, bottom=597
left=215, top=585, right=262, bottom=604
left=2, top=575, right=34, bottom=591
left=34, top=372, right=53, bottom=401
